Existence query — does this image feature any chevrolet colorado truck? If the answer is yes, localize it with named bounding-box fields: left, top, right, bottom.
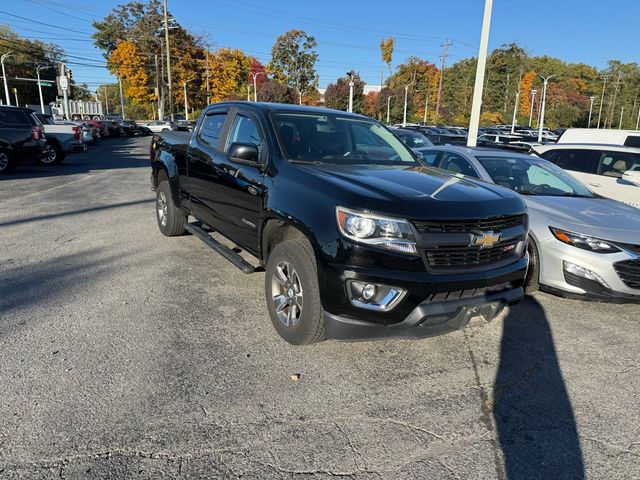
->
left=149, top=102, right=529, bottom=345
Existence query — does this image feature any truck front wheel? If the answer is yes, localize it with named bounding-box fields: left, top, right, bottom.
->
left=156, top=180, right=186, bottom=236
left=265, top=239, right=325, bottom=345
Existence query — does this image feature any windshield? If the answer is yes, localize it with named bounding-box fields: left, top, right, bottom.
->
left=271, top=112, right=418, bottom=166
left=395, top=130, right=434, bottom=148
left=477, top=155, right=593, bottom=197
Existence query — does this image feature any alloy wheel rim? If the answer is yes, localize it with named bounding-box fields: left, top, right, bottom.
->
left=0, top=152, right=8, bottom=171
left=271, top=261, right=303, bottom=327
left=42, top=148, right=56, bottom=164
left=157, top=192, right=168, bottom=227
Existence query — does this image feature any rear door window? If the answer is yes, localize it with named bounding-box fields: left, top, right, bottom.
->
left=541, top=149, right=598, bottom=174
left=438, top=152, right=479, bottom=178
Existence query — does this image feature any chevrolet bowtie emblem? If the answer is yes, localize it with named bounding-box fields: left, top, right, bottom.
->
left=471, top=231, right=501, bottom=249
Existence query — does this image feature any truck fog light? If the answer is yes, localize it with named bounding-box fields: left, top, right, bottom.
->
left=362, top=284, right=377, bottom=301
left=563, top=261, right=610, bottom=289
left=346, top=280, right=406, bottom=311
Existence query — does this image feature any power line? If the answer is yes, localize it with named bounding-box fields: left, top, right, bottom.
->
left=0, top=10, right=93, bottom=35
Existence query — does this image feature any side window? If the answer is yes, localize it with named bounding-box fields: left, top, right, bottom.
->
left=0, top=109, right=30, bottom=125
left=438, top=152, right=479, bottom=178
left=598, top=151, right=640, bottom=178
left=623, top=136, right=640, bottom=148
left=419, top=150, right=440, bottom=166
left=545, top=149, right=597, bottom=174
left=199, top=113, right=227, bottom=148
left=226, top=114, right=263, bottom=156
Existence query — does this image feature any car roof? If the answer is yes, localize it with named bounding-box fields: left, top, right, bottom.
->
left=206, top=101, right=371, bottom=120
left=414, top=144, right=536, bottom=160
left=533, top=143, right=640, bottom=153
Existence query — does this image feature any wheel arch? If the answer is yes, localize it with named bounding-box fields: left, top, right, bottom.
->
left=260, top=214, right=318, bottom=265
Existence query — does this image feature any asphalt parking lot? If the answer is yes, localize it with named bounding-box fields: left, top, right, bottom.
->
left=0, top=136, right=638, bottom=479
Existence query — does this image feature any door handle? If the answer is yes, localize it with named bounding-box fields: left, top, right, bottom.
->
left=589, top=182, right=601, bottom=188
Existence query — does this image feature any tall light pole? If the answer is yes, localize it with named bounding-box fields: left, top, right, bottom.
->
left=347, top=72, right=354, bottom=113
left=537, top=74, right=555, bottom=142
left=250, top=71, right=265, bottom=102
left=636, top=106, right=640, bottom=131
left=247, top=83, right=252, bottom=102
left=528, top=89, right=537, bottom=127
left=13, top=88, right=18, bottom=107
left=386, top=95, right=393, bottom=124
left=587, top=96, right=595, bottom=128
left=619, top=106, right=625, bottom=129
left=596, top=75, right=608, bottom=129
left=118, top=75, right=126, bottom=120
left=510, top=90, right=520, bottom=134
left=423, top=90, right=430, bottom=124
left=163, top=0, right=174, bottom=122
left=183, top=80, right=191, bottom=121
left=467, top=0, right=493, bottom=147
left=402, top=83, right=411, bottom=127
left=1, top=52, right=13, bottom=106
left=36, top=65, right=47, bottom=114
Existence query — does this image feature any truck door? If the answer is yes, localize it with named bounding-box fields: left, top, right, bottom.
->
left=205, top=108, right=267, bottom=254
left=186, top=108, right=231, bottom=230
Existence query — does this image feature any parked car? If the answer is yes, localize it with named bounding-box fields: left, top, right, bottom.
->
left=146, top=120, right=174, bottom=132
left=532, top=143, right=640, bottom=208
left=416, top=145, right=640, bottom=302
left=149, top=102, right=530, bottom=345
left=0, top=106, right=50, bottom=173
left=392, top=128, right=434, bottom=149
left=34, top=114, right=85, bottom=162
left=558, top=128, right=640, bottom=147
left=175, top=120, right=196, bottom=132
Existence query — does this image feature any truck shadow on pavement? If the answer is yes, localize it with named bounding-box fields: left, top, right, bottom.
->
left=493, top=296, right=585, bottom=479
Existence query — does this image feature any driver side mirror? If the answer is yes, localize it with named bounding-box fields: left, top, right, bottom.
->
left=228, top=142, right=260, bottom=165
left=622, top=170, right=640, bottom=186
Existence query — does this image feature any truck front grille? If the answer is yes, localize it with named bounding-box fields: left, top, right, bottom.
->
left=613, top=260, right=640, bottom=289
left=424, top=241, right=519, bottom=269
left=413, top=215, right=524, bottom=233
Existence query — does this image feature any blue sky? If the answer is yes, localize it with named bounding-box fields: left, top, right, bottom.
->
left=2, top=0, right=639, bottom=91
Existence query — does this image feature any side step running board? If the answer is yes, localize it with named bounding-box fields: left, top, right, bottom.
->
left=184, top=222, right=257, bottom=274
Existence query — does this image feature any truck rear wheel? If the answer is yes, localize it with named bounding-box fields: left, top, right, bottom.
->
left=524, top=236, right=540, bottom=294
left=265, top=239, right=325, bottom=345
left=156, top=180, right=186, bottom=236
left=0, top=149, right=16, bottom=174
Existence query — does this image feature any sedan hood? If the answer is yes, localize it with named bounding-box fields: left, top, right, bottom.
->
left=295, top=164, right=525, bottom=219
left=526, top=196, right=640, bottom=242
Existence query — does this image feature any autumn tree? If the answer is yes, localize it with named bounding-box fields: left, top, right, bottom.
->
left=363, top=91, right=379, bottom=119
left=108, top=41, right=154, bottom=104
left=380, top=36, right=394, bottom=85
left=324, top=71, right=365, bottom=113
left=257, top=79, right=296, bottom=104
left=268, top=30, right=319, bottom=100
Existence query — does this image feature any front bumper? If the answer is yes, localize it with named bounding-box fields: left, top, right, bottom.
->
left=325, top=286, right=523, bottom=340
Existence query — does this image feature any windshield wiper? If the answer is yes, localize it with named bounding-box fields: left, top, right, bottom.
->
left=289, top=159, right=323, bottom=165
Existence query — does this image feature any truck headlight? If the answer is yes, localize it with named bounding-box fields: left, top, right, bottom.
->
left=549, top=227, right=620, bottom=253
left=336, top=207, right=417, bottom=254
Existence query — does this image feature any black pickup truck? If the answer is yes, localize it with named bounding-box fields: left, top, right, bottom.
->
left=0, top=106, right=50, bottom=174
left=150, top=102, right=529, bottom=345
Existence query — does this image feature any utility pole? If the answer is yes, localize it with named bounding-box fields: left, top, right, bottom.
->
left=154, top=54, right=162, bottom=120
left=528, top=89, right=537, bottom=127
left=205, top=50, right=210, bottom=104
left=347, top=71, right=354, bottom=113
left=1, top=51, right=11, bottom=106
left=163, top=0, right=174, bottom=122
left=435, top=39, right=452, bottom=117
left=619, top=106, right=625, bottom=129
left=596, top=75, right=608, bottom=129
left=386, top=95, right=393, bottom=124
left=537, top=74, right=555, bottom=142
left=118, top=75, right=125, bottom=120
left=104, top=85, right=109, bottom=114
left=36, top=65, right=46, bottom=114
left=423, top=90, right=429, bottom=124
left=467, top=0, right=493, bottom=147
left=608, top=72, right=622, bottom=129
left=636, top=105, right=640, bottom=131
left=510, top=90, right=520, bottom=134
left=587, top=96, right=595, bottom=128
left=183, top=80, right=190, bottom=121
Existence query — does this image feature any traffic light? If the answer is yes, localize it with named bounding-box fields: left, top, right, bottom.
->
left=66, top=69, right=72, bottom=80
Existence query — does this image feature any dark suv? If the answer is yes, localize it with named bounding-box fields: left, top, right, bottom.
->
left=150, top=103, right=529, bottom=344
left=0, top=106, right=50, bottom=174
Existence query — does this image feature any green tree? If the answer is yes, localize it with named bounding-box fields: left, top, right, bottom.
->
left=257, top=79, right=296, bottom=104
left=268, top=30, right=319, bottom=99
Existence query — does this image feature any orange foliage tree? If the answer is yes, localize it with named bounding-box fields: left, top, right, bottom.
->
left=107, top=40, right=154, bottom=104
left=519, top=70, right=537, bottom=117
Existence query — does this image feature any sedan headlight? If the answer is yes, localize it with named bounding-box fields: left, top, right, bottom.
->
left=549, top=227, right=621, bottom=253
left=336, top=207, right=417, bottom=254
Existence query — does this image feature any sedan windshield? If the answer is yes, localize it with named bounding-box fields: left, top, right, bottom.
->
left=477, top=155, right=593, bottom=197
left=271, top=112, right=418, bottom=166
left=395, top=129, right=434, bottom=148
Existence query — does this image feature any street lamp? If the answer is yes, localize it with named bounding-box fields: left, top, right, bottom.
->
left=402, top=80, right=415, bottom=127
left=1, top=51, right=13, bottom=106
left=247, top=82, right=252, bottom=102
left=250, top=71, right=265, bottom=102
left=347, top=71, right=354, bottom=113
left=528, top=89, right=537, bottom=127
left=423, top=90, right=430, bottom=124
left=36, top=65, right=48, bottom=114
left=386, top=95, right=393, bottom=124
left=13, top=87, right=18, bottom=107
left=510, top=90, right=520, bottom=134
left=183, top=79, right=192, bottom=121
left=596, top=75, right=608, bottom=129
left=587, top=96, right=595, bottom=128
left=619, top=106, right=625, bottom=130
left=537, top=74, right=555, bottom=142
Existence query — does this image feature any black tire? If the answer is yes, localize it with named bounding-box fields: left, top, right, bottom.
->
left=525, top=236, right=540, bottom=294
left=40, top=142, right=65, bottom=165
left=0, top=148, right=16, bottom=174
left=265, top=238, right=325, bottom=345
left=155, top=180, right=186, bottom=236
